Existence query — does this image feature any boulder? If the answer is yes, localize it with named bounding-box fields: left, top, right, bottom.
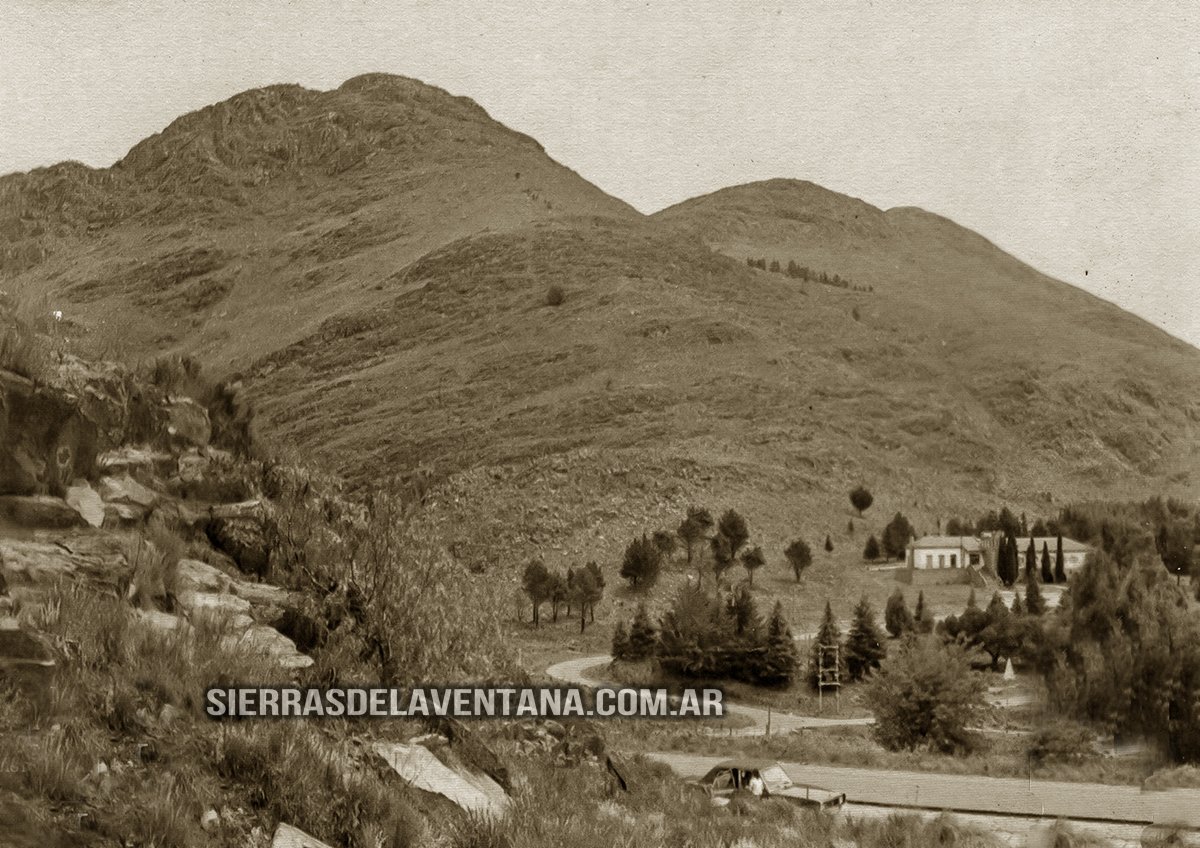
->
left=272, top=823, right=335, bottom=848
left=98, top=446, right=173, bottom=475
left=65, top=481, right=105, bottom=527
left=176, top=558, right=232, bottom=594
left=221, top=625, right=313, bottom=670
left=164, top=397, right=211, bottom=447
left=177, top=590, right=251, bottom=619
left=205, top=515, right=270, bottom=578
left=1, top=369, right=102, bottom=496
left=0, top=495, right=86, bottom=529
left=103, top=502, right=147, bottom=528
left=99, top=474, right=158, bottom=509
left=373, top=742, right=509, bottom=817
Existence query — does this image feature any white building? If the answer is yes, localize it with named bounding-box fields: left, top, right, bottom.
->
left=906, top=536, right=983, bottom=570
left=906, top=533, right=1091, bottom=573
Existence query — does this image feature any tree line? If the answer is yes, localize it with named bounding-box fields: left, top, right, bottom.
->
left=745, top=256, right=873, bottom=292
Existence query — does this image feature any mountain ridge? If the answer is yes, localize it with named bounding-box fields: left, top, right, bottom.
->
left=2, top=74, right=1197, bottom=572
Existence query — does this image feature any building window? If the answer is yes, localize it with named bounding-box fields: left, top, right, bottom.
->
left=925, top=554, right=933, bottom=568
left=950, top=554, right=957, bottom=568
left=969, top=553, right=980, bottom=566
left=938, top=554, right=945, bottom=568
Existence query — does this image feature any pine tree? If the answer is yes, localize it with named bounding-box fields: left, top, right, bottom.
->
left=884, top=587, right=913, bottom=638
left=845, top=595, right=887, bottom=681
left=727, top=584, right=762, bottom=637
left=1054, top=534, right=1067, bottom=583
left=611, top=621, right=630, bottom=660
left=740, top=545, right=766, bottom=586
left=620, top=534, right=662, bottom=589
left=758, top=601, right=800, bottom=686
left=1040, top=541, right=1054, bottom=584
left=808, top=601, right=845, bottom=689
left=627, top=603, right=658, bottom=660
left=914, top=590, right=935, bottom=633
left=863, top=535, right=881, bottom=561
left=1011, top=591, right=1024, bottom=616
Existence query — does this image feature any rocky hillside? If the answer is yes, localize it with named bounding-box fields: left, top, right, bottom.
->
left=4, top=78, right=1199, bottom=580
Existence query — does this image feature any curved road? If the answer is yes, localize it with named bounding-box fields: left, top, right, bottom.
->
left=546, top=653, right=873, bottom=735
left=546, top=654, right=1200, bottom=834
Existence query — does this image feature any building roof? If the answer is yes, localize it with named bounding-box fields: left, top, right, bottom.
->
left=1014, top=536, right=1090, bottom=553
left=909, top=536, right=982, bottom=552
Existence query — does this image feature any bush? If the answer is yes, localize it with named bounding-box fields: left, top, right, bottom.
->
left=545, top=284, right=566, bottom=306
left=1028, top=722, right=1095, bottom=765
left=866, top=636, right=985, bottom=753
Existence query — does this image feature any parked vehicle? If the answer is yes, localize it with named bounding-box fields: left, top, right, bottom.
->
left=687, top=758, right=846, bottom=810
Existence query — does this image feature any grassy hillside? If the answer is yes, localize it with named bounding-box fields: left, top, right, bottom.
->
left=4, top=81, right=1199, bottom=595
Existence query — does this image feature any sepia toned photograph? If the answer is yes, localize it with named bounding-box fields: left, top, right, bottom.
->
left=1, top=2, right=1198, bottom=846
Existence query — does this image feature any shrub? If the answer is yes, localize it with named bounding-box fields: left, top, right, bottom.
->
left=867, top=636, right=985, bottom=753
left=1028, top=722, right=1095, bottom=765
left=545, top=284, right=566, bottom=306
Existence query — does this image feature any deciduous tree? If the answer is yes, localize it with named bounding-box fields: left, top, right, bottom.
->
left=850, top=486, right=874, bottom=517
left=786, top=538, right=813, bottom=582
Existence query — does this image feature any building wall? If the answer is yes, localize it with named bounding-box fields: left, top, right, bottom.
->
left=910, top=547, right=977, bottom=569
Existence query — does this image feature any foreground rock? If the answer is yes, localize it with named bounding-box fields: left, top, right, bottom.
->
left=271, top=822, right=335, bottom=848
left=0, top=495, right=86, bottom=529
left=374, top=741, right=509, bottom=817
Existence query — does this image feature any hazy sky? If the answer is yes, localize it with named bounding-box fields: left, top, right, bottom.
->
left=4, top=1, right=1198, bottom=347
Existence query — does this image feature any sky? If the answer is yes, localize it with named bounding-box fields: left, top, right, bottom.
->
left=3, top=0, right=1198, bottom=347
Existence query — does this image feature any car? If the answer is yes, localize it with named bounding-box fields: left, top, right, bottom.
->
left=686, top=758, right=846, bottom=810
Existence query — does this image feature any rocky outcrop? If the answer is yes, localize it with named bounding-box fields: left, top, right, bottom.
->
left=0, top=369, right=101, bottom=496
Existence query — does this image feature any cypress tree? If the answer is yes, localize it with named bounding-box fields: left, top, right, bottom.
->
left=1040, top=541, right=1054, bottom=584
left=845, top=595, right=887, bottom=681
left=884, top=587, right=913, bottom=637
left=1011, top=591, right=1025, bottom=616
left=914, top=590, right=935, bottom=633
left=808, top=601, right=845, bottom=689
left=1054, top=535, right=1067, bottom=583
left=825, top=534, right=834, bottom=553
left=1025, top=538, right=1037, bottom=579
left=864, top=535, right=881, bottom=561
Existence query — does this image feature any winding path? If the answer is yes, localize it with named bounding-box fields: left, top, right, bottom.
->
left=545, top=653, right=873, bottom=735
